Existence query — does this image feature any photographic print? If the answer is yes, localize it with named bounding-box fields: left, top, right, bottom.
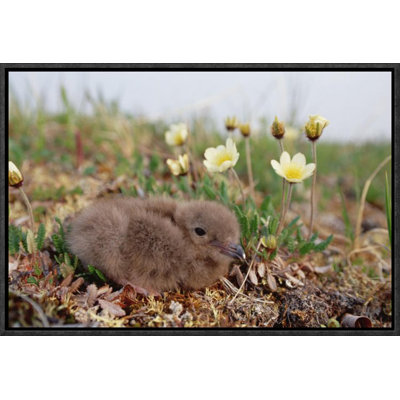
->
left=4, top=65, right=396, bottom=333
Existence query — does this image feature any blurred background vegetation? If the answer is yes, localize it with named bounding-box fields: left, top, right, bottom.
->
left=9, top=86, right=391, bottom=212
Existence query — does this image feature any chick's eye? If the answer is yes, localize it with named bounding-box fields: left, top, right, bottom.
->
left=195, top=227, right=206, bottom=236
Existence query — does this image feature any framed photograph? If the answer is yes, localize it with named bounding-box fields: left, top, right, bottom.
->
left=2, top=64, right=397, bottom=335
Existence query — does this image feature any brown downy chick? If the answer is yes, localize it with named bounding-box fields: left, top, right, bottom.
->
left=66, top=197, right=245, bottom=294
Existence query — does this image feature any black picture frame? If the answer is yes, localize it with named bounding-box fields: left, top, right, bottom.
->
left=1, top=63, right=398, bottom=336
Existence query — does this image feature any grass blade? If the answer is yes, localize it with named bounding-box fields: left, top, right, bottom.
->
left=384, top=172, right=391, bottom=248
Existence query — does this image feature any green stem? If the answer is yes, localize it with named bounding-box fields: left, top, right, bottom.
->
left=18, top=187, right=35, bottom=232
left=184, top=139, right=198, bottom=184
left=278, top=139, right=284, bottom=154
left=277, top=183, right=293, bottom=235
left=230, top=168, right=245, bottom=203
left=308, top=140, right=317, bottom=240
left=277, top=138, right=287, bottom=234
left=245, top=138, right=255, bottom=198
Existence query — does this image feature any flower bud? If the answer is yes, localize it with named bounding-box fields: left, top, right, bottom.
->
left=261, top=235, right=277, bottom=251
left=239, top=123, right=251, bottom=137
left=271, top=116, right=285, bottom=139
left=225, top=116, right=239, bottom=131
left=9, top=161, right=24, bottom=188
left=166, top=154, right=189, bottom=176
left=304, top=115, right=329, bottom=141
left=165, top=123, right=188, bottom=146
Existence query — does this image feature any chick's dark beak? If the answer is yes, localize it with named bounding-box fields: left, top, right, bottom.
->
left=210, top=240, right=246, bottom=261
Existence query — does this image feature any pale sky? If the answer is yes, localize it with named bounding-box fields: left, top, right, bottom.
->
left=9, top=70, right=392, bottom=143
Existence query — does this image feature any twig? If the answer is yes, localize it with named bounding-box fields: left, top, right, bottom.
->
left=229, top=239, right=262, bottom=304
left=9, top=289, right=50, bottom=327
left=354, top=155, right=391, bottom=249
left=347, top=245, right=385, bottom=267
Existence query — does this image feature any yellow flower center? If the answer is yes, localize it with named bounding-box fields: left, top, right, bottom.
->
left=174, top=136, right=184, bottom=146
left=215, top=152, right=232, bottom=166
left=284, top=165, right=302, bottom=180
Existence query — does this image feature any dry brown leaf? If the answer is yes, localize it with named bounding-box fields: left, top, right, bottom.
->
left=58, top=286, right=69, bottom=303
left=301, top=262, right=314, bottom=273
left=230, top=265, right=244, bottom=287
left=97, top=284, right=112, bottom=296
left=296, top=269, right=306, bottom=280
left=257, top=262, right=266, bottom=278
left=60, top=273, right=74, bottom=288
left=290, top=263, right=299, bottom=272
left=69, top=277, right=84, bottom=293
left=285, top=279, right=295, bottom=289
left=314, top=265, right=333, bottom=274
left=249, top=269, right=258, bottom=285
left=266, top=271, right=277, bottom=292
left=9, top=260, right=19, bottom=273
left=86, top=284, right=98, bottom=307
left=118, top=285, right=137, bottom=306
left=99, top=299, right=126, bottom=317
left=60, top=263, right=74, bottom=279
left=284, top=273, right=304, bottom=287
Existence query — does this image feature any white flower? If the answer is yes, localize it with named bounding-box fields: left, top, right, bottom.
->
left=165, top=123, right=188, bottom=146
left=271, top=151, right=315, bottom=183
left=203, top=138, right=239, bottom=173
left=166, top=154, right=189, bottom=176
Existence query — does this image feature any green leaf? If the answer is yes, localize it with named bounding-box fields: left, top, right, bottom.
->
left=55, top=217, right=65, bottom=240
left=314, top=235, right=333, bottom=252
left=34, top=264, right=42, bottom=277
left=20, top=230, right=28, bottom=253
left=88, top=264, right=95, bottom=274
left=219, top=180, right=228, bottom=204
left=296, top=227, right=305, bottom=245
left=52, top=234, right=63, bottom=254
left=203, top=185, right=216, bottom=200
left=9, top=225, right=21, bottom=255
left=299, top=242, right=315, bottom=255
left=234, top=206, right=249, bottom=238
left=268, top=217, right=279, bottom=235
left=64, top=252, right=71, bottom=267
left=309, top=232, right=318, bottom=243
left=260, top=195, right=272, bottom=214
left=35, top=223, right=46, bottom=250
left=94, top=268, right=107, bottom=282
left=88, top=264, right=107, bottom=282
left=149, top=154, right=160, bottom=173
left=27, top=276, right=39, bottom=285
left=83, top=165, right=96, bottom=176
left=287, top=216, right=300, bottom=230
left=287, top=236, right=296, bottom=253
left=250, top=213, right=259, bottom=234
left=175, top=177, right=187, bottom=193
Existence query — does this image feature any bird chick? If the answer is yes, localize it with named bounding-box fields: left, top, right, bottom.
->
left=66, top=197, right=245, bottom=294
